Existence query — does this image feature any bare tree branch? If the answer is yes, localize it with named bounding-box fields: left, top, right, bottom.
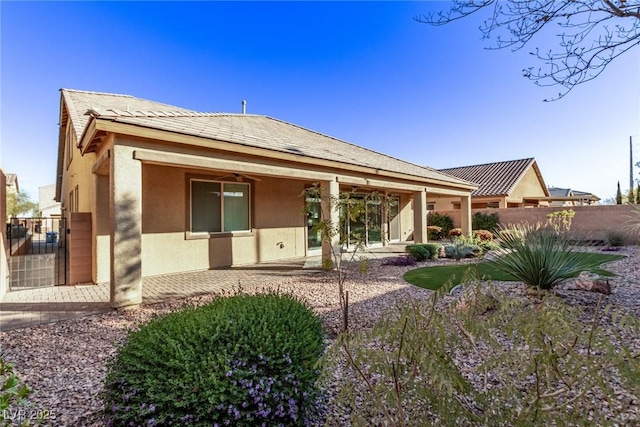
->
left=417, top=0, right=640, bottom=100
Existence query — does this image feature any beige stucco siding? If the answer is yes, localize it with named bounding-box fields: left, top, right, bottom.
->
left=253, top=177, right=308, bottom=261
left=508, top=167, right=547, bottom=202
left=398, top=194, right=413, bottom=241
left=136, top=165, right=310, bottom=276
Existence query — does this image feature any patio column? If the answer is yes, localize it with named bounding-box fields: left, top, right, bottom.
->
left=109, top=144, right=142, bottom=309
left=320, top=178, right=340, bottom=267
left=381, top=196, right=389, bottom=246
left=413, top=190, right=427, bottom=243
left=460, top=194, right=472, bottom=237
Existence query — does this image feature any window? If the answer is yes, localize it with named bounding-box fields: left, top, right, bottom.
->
left=65, top=121, right=75, bottom=168
left=191, top=180, right=250, bottom=233
left=68, top=185, right=79, bottom=213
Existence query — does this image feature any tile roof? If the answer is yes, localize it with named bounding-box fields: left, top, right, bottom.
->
left=61, top=89, right=475, bottom=188
left=548, top=187, right=573, bottom=198
left=439, top=158, right=541, bottom=197
left=573, top=190, right=599, bottom=200
left=61, top=89, right=194, bottom=141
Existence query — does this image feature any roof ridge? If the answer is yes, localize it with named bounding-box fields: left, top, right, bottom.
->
left=88, top=108, right=266, bottom=119
left=262, top=115, right=443, bottom=175
left=440, top=157, right=534, bottom=171
left=60, top=88, right=197, bottom=112
left=60, top=88, right=136, bottom=99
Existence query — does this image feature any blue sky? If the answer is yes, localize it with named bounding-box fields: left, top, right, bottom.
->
left=1, top=1, right=639, bottom=203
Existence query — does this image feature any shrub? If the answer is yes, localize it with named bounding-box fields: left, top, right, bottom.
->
left=425, top=243, right=442, bottom=260
left=321, top=283, right=640, bottom=426
left=606, top=230, right=625, bottom=247
left=473, top=229, right=493, bottom=242
left=1, top=356, right=33, bottom=427
left=406, top=244, right=430, bottom=262
left=406, top=244, right=440, bottom=261
left=381, top=255, right=418, bottom=267
left=443, top=236, right=479, bottom=260
left=428, top=213, right=454, bottom=235
left=448, top=228, right=463, bottom=238
left=488, top=223, right=606, bottom=290
left=547, top=209, right=575, bottom=232
left=472, top=212, right=499, bottom=232
left=102, top=292, right=325, bottom=426
left=426, top=225, right=443, bottom=240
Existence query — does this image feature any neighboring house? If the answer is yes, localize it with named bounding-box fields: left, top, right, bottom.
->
left=434, top=158, right=550, bottom=210
left=38, top=184, right=61, bottom=217
left=55, top=89, right=476, bottom=309
left=547, top=187, right=600, bottom=206
left=6, top=173, right=19, bottom=195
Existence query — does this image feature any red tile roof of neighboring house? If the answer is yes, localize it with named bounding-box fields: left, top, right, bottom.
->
left=439, top=158, right=549, bottom=197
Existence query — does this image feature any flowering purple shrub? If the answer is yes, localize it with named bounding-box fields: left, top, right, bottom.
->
left=101, top=292, right=325, bottom=426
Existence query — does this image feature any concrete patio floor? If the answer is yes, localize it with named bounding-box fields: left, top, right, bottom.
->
left=0, top=244, right=408, bottom=331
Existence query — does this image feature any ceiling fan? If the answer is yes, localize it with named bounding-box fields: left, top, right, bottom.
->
left=211, top=172, right=262, bottom=182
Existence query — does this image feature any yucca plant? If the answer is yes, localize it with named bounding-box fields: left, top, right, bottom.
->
left=488, top=223, right=604, bottom=290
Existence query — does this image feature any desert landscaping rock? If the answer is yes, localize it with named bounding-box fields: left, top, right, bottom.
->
left=1, top=247, right=639, bottom=426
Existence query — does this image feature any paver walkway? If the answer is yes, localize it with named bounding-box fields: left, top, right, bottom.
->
left=0, top=244, right=408, bottom=331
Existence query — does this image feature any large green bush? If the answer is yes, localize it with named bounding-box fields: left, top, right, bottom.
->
left=428, top=212, right=454, bottom=235
left=102, top=292, right=325, bottom=426
left=472, top=212, right=500, bottom=232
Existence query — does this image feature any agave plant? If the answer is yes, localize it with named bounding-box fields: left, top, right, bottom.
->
left=488, top=223, right=604, bottom=290
left=444, top=236, right=479, bottom=261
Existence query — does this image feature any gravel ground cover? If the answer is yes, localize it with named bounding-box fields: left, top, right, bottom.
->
left=1, top=247, right=638, bottom=426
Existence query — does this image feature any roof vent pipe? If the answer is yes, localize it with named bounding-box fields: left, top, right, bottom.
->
left=241, top=100, right=246, bottom=114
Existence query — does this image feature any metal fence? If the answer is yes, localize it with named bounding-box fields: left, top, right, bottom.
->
left=7, top=217, right=67, bottom=289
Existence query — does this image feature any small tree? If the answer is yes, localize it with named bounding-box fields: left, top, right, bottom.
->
left=636, top=183, right=640, bottom=206
left=6, top=191, right=38, bottom=217
left=302, top=184, right=373, bottom=332
left=616, top=181, right=623, bottom=205
left=628, top=187, right=636, bottom=204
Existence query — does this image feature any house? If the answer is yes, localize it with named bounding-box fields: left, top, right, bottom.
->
left=38, top=184, right=62, bottom=217
left=6, top=173, right=19, bottom=195
left=547, top=187, right=600, bottom=206
left=55, top=89, right=476, bottom=309
left=433, top=158, right=550, bottom=210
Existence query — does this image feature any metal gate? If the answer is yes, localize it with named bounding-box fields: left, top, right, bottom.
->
left=7, top=217, right=67, bottom=289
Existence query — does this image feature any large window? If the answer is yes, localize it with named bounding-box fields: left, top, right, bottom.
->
left=191, top=180, right=250, bottom=233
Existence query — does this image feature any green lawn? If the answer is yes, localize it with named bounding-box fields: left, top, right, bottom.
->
left=403, top=252, right=625, bottom=291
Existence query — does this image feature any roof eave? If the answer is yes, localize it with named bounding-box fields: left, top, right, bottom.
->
left=91, top=119, right=477, bottom=191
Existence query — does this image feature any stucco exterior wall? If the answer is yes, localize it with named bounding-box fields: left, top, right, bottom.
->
left=437, top=205, right=640, bottom=244
left=508, top=167, right=547, bottom=204
left=137, top=164, right=311, bottom=277
left=399, top=193, right=414, bottom=241
left=63, top=128, right=467, bottom=283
